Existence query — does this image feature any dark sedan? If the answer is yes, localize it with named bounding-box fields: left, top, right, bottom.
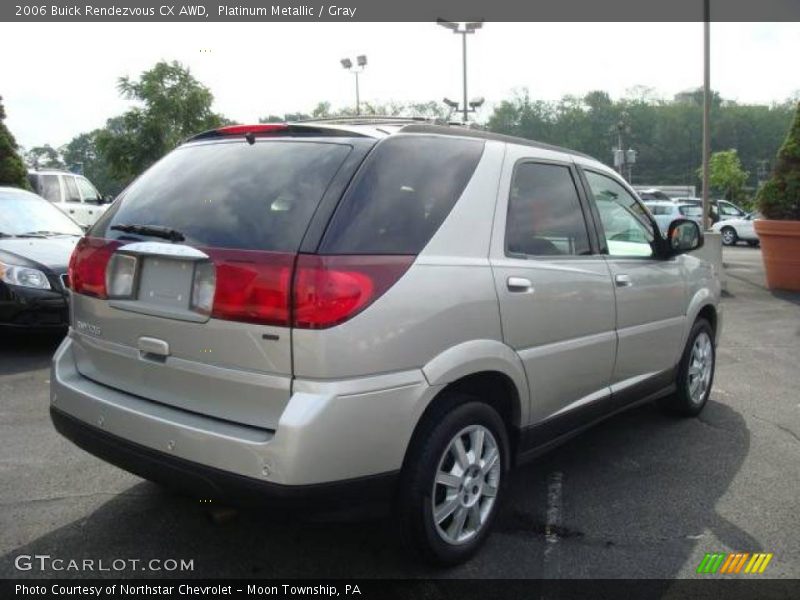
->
left=0, top=187, right=82, bottom=329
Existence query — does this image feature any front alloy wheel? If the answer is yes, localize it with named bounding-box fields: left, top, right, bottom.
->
left=659, top=318, right=715, bottom=417
left=687, top=331, right=714, bottom=406
left=721, top=227, right=738, bottom=246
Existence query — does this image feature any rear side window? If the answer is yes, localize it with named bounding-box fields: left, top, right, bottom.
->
left=39, top=175, right=61, bottom=202
left=97, top=141, right=352, bottom=251
left=505, top=162, right=591, bottom=257
left=320, top=135, right=484, bottom=254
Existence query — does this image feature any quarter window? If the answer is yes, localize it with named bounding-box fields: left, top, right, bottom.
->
left=63, top=176, right=81, bottom=203
left=505, top=162, right=591, bottom=257
left=584, top=170, right=655, bottom=258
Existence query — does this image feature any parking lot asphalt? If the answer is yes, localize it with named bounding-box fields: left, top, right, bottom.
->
left=1, top=246, right=798, bottom=580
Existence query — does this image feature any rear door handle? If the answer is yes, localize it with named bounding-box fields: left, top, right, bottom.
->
left=615, top=274, right=633, bottom=287
left=507, top=277, right=533, bottom=293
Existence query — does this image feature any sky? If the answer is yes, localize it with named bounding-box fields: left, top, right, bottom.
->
left=1, top=22, right=798, bottom=149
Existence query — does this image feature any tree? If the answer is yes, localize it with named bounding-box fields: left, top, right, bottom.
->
left=62, top=127, right=125, bottom=196
left=757, top=102, right=800, bottom=220
left=24, top=144, right=65, bottom=169
left=0, top=95, right=29, bottom=188
left=699, top=149, right=749, bottom=201
left=96, top=61, right=228, bottom=184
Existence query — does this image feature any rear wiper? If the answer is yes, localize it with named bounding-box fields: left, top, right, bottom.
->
left=110, top=224, right=185, bottom=242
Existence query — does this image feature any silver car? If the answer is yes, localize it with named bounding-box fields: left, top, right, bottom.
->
left=50, top=121, right=721, bottom=565
left=644, top=200, right=704, bottom=235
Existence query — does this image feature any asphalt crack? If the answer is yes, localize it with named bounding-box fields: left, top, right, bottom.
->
left=752, top=414, right=800, bottom=444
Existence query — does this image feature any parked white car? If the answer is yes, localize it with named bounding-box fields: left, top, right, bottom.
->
left=27, top=169, right=110, bottom=228
left=711, top=213, right=761, bottom=246
left=643, top=201, right=703, bottom=235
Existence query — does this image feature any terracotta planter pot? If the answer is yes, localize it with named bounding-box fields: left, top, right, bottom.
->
left=754, top=219, right=800, bottom=292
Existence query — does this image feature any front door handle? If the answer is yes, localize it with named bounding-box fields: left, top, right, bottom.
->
left=507, top=277, right=533, bottom=293
left=615, top=274, right=633, bottom=287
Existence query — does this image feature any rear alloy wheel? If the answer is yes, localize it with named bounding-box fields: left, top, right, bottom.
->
left=659, top=319, right=715, bottom=417
left=721, top=226, right=738, bottom=246
left=432, top=424, right=502, bottom=546
left=398, top=398, right=508, bottom=565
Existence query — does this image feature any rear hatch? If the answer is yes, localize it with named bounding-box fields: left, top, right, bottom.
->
left=67, top=132, right=366, bottom=430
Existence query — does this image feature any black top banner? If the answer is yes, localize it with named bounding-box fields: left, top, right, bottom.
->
left=3, top=0, right=800, bottom=22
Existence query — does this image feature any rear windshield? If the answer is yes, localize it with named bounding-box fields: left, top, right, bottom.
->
left=320, top=135, right=485, bottom=254
left=94, top=140, right=352, bottom=251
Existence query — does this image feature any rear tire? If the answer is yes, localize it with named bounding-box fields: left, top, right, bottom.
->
left=659, top=319, right=715, bottom=417
left=397, top=396, right=509, bottom=565
left=721, top=226, right=738, bottom=246
left=747, top=240, right=760, bottom=247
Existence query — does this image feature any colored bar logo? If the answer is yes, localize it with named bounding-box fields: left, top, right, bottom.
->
left=697, top=552, right=773, bottom=574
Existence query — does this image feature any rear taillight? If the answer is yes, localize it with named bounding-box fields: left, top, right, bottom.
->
left=68, top=237, right=121, bottom=299
left=293, top=255, right=414, bottom=329
left=205, top=249, right=294, bottom=327
left=69, top=238, right=413, bottom=329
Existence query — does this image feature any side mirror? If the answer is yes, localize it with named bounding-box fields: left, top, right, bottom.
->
left=666, top=219, right=703, bottom=256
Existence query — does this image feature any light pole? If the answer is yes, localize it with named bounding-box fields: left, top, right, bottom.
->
left=340, top=55, right=367, bottom=115
left=702, top=0, right=711, bottom=230
left=611, top=117, right=636, bottom=183
left=437, top=20, right=483, bottom=123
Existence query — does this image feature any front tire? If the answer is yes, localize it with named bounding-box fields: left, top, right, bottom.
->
left=659, top=319, right=716, bottom=417
left=398, top=397, right=509, bottom=565
left=721, top=226, right=738, bottom=246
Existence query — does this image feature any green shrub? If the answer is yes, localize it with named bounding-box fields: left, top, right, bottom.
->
left=757, top=102, right=800, bottom=220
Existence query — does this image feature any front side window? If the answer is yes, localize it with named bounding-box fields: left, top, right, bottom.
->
left=39, top=175, right=61, bottom=202
left=505, top=162, right=591, bottom=257
left=584, top=170, right=655, bottom=258
left=719, top=202, right=743, bottom=216
left=63, top=176, right=81, bottom=203
left=76, top=177, right=100, bottom=202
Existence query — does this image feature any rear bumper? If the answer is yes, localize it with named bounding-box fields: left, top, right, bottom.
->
left=51, top=334, right=436, bottom=495
left=50, top=406, right=397, bottom=509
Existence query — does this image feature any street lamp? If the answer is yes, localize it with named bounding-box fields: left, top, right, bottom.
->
left=437, top=19, right=483, bottom=123
left=611, top=117, right=636, bottom=183
left=341, top=54, right=367, bottom=115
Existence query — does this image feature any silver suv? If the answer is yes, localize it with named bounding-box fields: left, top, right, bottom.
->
left=50, top=121, right=721, bottom=565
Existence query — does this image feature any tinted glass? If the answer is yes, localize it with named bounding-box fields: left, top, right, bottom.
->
left=679, top=205, right=702, bottom=216
left=97, top=141, right=352, bottom=251
left=40, top=175, right=61, bottom=202
left=77, top=177, right=100, bottom=201
left=719, top=202, right=742, bottom=216
left=320, top=135, right=484, bottom=254
left=63, top=176, right=81, bottom=202
left=0, top=189, right=83, bottom=236
left=506, top=163, right=591, bottom=257
left=647, top=204, right=673, bottom=216
left=585, top=170, right=655, bottom=258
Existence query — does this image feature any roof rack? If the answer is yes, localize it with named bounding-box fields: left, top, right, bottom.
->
left=294, top=115, right=445, bottom=126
